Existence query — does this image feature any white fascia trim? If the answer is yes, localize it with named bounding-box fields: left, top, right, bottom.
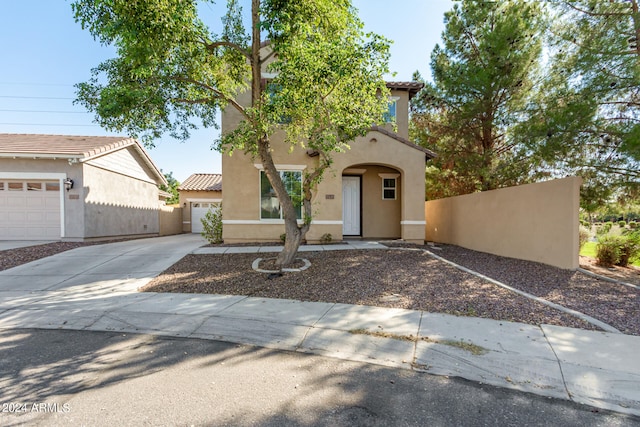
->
left=379, top=173, right=400, bottom=179
left=223, top=219, right=342, bottom=225
left=187, top=198, right=222, bottom=203
left=0, top=172, right=67, bottom=180
left=223, top=220, right=264, bottom=225
left=253, top=164, right=307, bottom=171
left=0, top=153, right=82, bottom=161
left=262, top=72, right=278, bottom=79
left=401, top=221, right=426, bottom=225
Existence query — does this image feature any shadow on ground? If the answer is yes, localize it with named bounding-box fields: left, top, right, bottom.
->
left=0, top=329, right=636, bottom=426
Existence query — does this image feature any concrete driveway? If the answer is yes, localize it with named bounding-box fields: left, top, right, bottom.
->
left=0, top=234, right=206, bottom=293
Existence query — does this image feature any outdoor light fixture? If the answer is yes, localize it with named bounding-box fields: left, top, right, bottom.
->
left=63, top=178, right=74, bottom=192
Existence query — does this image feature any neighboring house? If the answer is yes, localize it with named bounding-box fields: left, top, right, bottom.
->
left=0, top=134, right=168, bottom=241
left=178, top=173, right=222, bottom=233
left=221, top=80, right=436, bottom=244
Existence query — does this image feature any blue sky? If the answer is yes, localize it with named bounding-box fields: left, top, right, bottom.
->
left=0, top=0, right=453, bottom=182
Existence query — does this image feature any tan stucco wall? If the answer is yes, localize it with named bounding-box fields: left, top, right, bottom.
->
left=82, top=163, right=160, bottom=238
left=221, top=130, right=427, bottom=244
left=159, top=205, right=183, bottom=236
left=424, top=177, right=583, bottom=269
left=179, top=190, right=223, bottom=232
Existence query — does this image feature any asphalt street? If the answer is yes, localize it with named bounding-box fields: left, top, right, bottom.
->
left=0, top=329, right=637, bottom=427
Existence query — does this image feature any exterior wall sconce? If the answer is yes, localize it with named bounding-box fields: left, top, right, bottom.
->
left=63, top=178, right=74, bottom=191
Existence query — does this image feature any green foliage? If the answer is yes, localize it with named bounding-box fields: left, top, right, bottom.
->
left=630, top=221, right=638, bottom=229
left=411, top=0, right=546, bottom=199
left=596, top=235, right=623, bottom=267
left=619, top=230, right=640, bottom=267
left=72, top=0, right=391, bottom=266
left=618, top=220, right=627, bottom=228
left=159, top=171, right=180, bottom=205
left=521, top=0, right=640, bottom=204
left=280, top=233, right=286, bottom=243
left=320, top=233, right=332, bottom=244
left=579, top=226, right=590, bottom=250
left=200, top=203, right=223, bottom=244
left=596, top=222, right=612, bottom=235
left=596, top=231, right=640, bottom=267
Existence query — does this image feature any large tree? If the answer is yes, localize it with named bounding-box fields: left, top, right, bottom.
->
left=72, top=0, right=390, bottom=268
left=520, top=0, right=640, bottom=206
left=411, top=0, right=546, bottom=199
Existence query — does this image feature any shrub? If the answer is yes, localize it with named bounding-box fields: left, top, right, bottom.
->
left=629, top=221, right=638, bottom=229
left=618, top=231, right=640, bottom=267
left=579, top=226, right=590, bottom=250
left=280, top=233, right=286, bottom=243
left=320, top=233, right=332, bottom=244
left=596, top=235, right=622, bottom=267
left=618, top=220, right=627, bottom=228
left=200, top=203, right=223, bottom=244
left=596, top=222, right=612, bottom=235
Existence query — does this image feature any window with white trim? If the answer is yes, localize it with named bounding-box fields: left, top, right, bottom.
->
left=260, top=170, right=303, bottom=220
left=379, top=173, right=400, bottom=200
left=382, top=178, right=396, bottom=200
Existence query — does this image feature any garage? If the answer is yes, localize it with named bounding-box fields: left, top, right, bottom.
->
left=0, top=180, right=62, bottom=240
left=191, top=202, right=220, bottom=234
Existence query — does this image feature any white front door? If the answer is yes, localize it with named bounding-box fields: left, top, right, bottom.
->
left=342, top=176, right=361, bottom=236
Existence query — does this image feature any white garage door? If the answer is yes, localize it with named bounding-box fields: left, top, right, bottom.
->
left=191, top=202, right=220, bottom=234
left=0, top=180, right=61, bottom=240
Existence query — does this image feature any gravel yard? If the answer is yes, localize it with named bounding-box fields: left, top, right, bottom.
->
left=3, top=240, right=638, bottom=335
left=142, top=247, right=638, bottom=334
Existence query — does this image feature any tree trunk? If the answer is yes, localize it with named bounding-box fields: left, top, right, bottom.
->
left=249, top=0, right=303, bottom=270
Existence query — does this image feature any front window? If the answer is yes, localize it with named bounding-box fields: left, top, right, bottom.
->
left=382, top=178, right=397, bottom=200
left=260, top=171, right=302, bottom=220
left=383, top=98, right=399, bottom=123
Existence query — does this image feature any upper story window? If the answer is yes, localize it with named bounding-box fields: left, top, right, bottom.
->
left=260, top=170, right=303, bottom=220
left=383, top=97, right=400, bottom=123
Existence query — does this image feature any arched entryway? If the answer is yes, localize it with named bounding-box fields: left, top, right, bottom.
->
left=342, top=164, right=402, bottom=239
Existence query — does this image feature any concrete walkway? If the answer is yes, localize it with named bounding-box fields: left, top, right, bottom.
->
left=0, top=234, right=638, bottom=417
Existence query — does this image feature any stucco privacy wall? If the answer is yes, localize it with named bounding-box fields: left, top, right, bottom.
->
left=424, top=177, right=582, bottom=269
left=82, top=161, right=160, bottom=238
left=159, top=205, right=183, bottom=236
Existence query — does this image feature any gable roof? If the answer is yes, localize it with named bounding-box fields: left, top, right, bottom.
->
left=0, top=133, right=167, bottom=185
left=178, top=173, right=222, bottom=192
left=369, top=126, right=436, bottom=159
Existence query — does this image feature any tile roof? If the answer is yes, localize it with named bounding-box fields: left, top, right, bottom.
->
left=0, top=134, right=137, bottom=157
left=179, top=173, right=223, bottom=192
left=0, top=133, right=167, bottom=185
left=369, top=126, right=437, bottom=159
left=386, top=81, right=424, bottom=99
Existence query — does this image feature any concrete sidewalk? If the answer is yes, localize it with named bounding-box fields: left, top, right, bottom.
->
left=0, top=234, right=639, bottom=417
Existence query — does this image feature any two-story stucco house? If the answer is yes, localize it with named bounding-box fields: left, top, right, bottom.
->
left=220, top=62, right=435, bottom=245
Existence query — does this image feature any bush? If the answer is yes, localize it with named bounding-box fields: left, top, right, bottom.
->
left=596, top=232, right=640, bottom=267
left=320, top=233, right=332, bottom=244
left=630, top=221, right=638, bottom=229
left=579, top=226, right=590, bottom=250
left=596, top=222, right=612, bottom=235
left=618, top=231, right=640, bottom=267
left=200, top=203, right=223, bottom=244
left=596, top=235, right=623, bottom=267
left=618, top=220, right=627, bottom=228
